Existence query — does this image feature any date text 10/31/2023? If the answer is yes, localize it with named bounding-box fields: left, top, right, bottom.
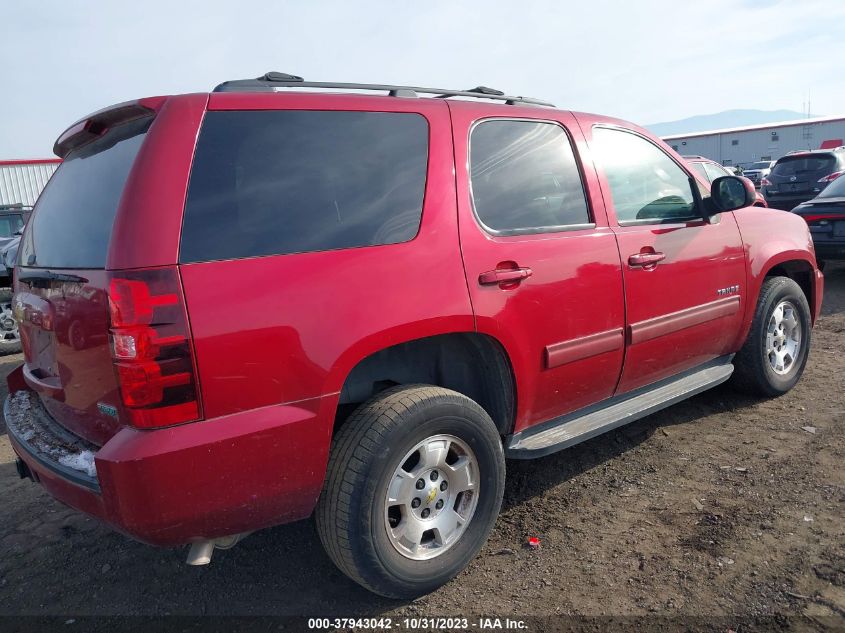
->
left=307, top=617, right=528, bottom=630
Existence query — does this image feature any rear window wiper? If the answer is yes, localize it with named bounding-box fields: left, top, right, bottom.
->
left=17, top=270, right=89, bottom=285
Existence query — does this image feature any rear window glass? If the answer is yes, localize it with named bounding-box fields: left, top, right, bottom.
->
left=180, top=111, right=429, bottom=263
left=818, top=173, right=845, bottom=198
left=19, top=117, right=151, bottom=269
left=772, top=155, right=835, bottom=177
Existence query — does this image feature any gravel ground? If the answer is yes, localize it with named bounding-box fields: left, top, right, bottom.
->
left=0, top=264, right=843, bottom=630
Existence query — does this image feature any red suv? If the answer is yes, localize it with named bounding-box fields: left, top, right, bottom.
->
left=6, top=73, right=823, bottom=599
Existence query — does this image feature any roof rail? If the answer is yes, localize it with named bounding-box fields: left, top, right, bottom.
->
left=0, top=203, right=30, bottom=211
left=212, top=72, right=555, bottom=107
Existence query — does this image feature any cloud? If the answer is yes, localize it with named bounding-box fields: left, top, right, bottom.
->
left=1, top=0, right=842, bottom=157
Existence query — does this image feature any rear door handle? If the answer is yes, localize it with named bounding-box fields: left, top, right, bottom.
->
left=628, top=252, right=666, bottom=268
left=479, top=267, right=533, bottom=286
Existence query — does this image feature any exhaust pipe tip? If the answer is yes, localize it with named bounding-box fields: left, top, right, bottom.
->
left=185, top=532, right=250, bottom=565
left=186, top=541, right=215, bottom=566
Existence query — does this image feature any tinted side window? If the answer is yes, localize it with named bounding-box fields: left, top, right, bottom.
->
left=470, top=120, right=590, bottom=234
left=180, top=111, right=429, bottom=263
left=19, top=117, right=151, bottom=269
left=592, top=128, right=697, bottom=224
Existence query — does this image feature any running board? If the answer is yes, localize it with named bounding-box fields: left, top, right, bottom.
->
left=505, top=356, right=734, bottom=459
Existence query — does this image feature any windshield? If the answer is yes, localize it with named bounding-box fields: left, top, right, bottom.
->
left=0, top=215, right=23, bottom=238
left=818, top=174, right=845, bottom=198
left=748, top=161, right=772, bottom=170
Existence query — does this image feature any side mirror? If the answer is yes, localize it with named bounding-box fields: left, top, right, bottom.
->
left=710, top=175, right=756, bottom=212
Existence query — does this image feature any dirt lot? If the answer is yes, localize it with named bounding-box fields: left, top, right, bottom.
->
left=0, top=265, right=843, bottom=628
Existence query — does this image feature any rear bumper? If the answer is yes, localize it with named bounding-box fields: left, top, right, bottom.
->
left=762, top=193, right=815, bottom=211
left=814, top=241, right=845, bottom=261
left=5, top=370, right=335, bottom=546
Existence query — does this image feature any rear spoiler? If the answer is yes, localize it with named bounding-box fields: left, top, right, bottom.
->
left=53, top=97, right=166, bottom=158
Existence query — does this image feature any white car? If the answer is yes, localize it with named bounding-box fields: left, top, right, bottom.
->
left=741, top=160, right=777, bottom=188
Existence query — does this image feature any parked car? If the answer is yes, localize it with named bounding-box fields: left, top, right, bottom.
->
left=0, top=235, right=22, bottom=354
left=5, top=73, right=823, bottom=599
left=791, top=170, right=845, bottom=266
left=762, top=147, right=845, bottom=210
left=0, top=204, right=28, bottom=253
left=0, top=208, right=26, bottom=354
left=1, top=234, right=19, bottom=279
left=742, top=160, right=776, bottom=188
left=684, top=156, right=767, bottom=206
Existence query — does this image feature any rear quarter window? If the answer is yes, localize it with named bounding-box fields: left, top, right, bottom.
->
left=180, top=110, right=429, bottom=263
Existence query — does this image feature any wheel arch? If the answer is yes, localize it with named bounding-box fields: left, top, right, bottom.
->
left=760, top=256, right=817, bottom=322
left=334, top=332, right=517, bottom=436
left=733, top=250, right=819, bottom=351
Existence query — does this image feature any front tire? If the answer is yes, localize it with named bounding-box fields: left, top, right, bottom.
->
left=316, top=385, right=505, bottom=599
left=732, top=276, right=811, bottom=396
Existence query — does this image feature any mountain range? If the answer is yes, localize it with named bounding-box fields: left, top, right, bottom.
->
left=646, top=109, right=817, bottom=137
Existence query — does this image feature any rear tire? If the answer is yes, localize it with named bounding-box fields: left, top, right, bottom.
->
left=731, top=276, right=811, bottom=396
left=315, top=385, right=505, bottom=599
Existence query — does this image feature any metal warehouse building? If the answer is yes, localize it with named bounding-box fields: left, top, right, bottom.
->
left=662, top=114, right=845, bottom=168
left=0, top=159, right=61, bottom=208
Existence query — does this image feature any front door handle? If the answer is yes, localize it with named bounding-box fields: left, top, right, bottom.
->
left=479, top=267, right=533, bottom=286
left=628, top=252, right=666, bottom=268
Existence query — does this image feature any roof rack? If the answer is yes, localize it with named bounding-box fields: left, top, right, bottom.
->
left=212, top=72, right=555, bottom=107
left=0, top=203, right=30, bottom=211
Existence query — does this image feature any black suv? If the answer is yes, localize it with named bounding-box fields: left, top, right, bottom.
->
left=762, top=147, right=845, bottom=210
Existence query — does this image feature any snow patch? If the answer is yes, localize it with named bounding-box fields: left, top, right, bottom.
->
left=5, top=390, right=98, bottom=479
left=58, top=450, right=97, bottom=478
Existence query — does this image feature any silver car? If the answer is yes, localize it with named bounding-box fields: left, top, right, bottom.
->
left=742, top=160, right=777, bottom=188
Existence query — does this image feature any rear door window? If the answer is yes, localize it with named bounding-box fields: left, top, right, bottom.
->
left=469, top=120, right=590, bottom=234
left=180, top=111, right=429, bottom=263
left=19, top=117, right=152, bottom=269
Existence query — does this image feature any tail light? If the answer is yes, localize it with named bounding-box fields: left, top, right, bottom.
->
left=107, top=267, right=201, bottom=429
left=800, top=213, right=844, bottom=225
left=818, top=171, right=844, bottom=184
left=761, top=177, right=772, bottom=187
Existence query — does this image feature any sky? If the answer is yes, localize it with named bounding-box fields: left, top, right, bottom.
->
left=2, top=0, right=844, bottom=158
